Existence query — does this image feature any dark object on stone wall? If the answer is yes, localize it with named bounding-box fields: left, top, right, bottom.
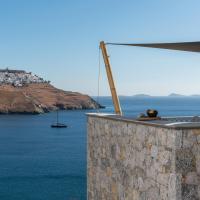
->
left=146, top=109, right=158, bottom=118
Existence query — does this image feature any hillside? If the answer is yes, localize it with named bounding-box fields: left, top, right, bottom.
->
left=0, top=69, right=102, bottom=114
left=0, top=83, right=102, bottom=114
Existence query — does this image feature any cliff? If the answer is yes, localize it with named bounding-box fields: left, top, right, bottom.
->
left=0, top=83, right=102, bottom=114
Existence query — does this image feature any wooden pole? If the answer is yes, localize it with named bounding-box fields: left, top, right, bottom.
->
left=100, top=41, right=122, bottom=115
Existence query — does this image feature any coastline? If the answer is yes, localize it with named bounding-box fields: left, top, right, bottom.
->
left=0, top=83, right=104, bottom=114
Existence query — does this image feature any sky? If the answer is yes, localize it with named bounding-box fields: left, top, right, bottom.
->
left=0, top=0, right=200, bottom=96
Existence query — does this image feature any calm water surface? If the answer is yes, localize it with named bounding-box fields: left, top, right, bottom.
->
left=1, top=97, right=200, bottom=200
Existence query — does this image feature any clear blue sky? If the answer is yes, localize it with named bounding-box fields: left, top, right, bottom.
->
left=0, top=0, right=200, bottom=96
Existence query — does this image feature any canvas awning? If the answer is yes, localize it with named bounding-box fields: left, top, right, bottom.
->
left=107, top=41, right=200, bottom=53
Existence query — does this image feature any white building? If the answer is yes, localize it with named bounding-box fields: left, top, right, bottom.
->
left=0, top=69, right=48, bottom=87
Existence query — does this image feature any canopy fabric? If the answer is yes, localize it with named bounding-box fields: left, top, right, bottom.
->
left=107, top=41, right=200, bottom=53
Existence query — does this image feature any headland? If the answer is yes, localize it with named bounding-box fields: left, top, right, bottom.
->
left=0, top=68, right=102, bottom=114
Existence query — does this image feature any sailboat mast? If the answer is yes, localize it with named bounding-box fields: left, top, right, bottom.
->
left=57, top=110, right=58, bottom=124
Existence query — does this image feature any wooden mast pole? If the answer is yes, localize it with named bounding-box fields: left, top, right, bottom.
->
left=100, top=41, right=122, bottom=115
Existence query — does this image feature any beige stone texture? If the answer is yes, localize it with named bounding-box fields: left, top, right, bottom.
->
left=87, top=115, right=200, bottom=200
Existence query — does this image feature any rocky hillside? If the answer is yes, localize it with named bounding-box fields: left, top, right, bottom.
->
left=0, top=83, right=102, bottom=114
left=0, top=69, right=103, bottom=114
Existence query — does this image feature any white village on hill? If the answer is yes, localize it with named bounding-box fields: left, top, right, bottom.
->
left=0, top=68, right=49, bottom=87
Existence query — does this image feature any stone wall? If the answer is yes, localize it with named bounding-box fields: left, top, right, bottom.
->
left=87, top=115, right=200, bottom=200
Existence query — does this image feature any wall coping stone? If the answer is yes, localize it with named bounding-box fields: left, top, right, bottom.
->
left=87, top=113, right=200, bottom=130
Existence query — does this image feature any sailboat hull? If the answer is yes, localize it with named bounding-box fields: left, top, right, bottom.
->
left=51, top=123, right=67, bottom=128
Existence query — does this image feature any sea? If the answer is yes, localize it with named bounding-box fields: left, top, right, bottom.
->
left=1, top=96, right=200, bottom=200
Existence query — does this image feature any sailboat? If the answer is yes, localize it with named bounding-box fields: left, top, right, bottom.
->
left=51, top=110, right=67, bottom=128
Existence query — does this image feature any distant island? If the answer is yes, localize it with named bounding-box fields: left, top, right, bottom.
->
left=191, top=94, right=200, bottom=97
left=0, top=68, right=103, bottom=114
left=132, top=94, right=151, bottom=97
left=168, top=93, right=185, bottom=97
left=132, top=93, right=200, bottom=97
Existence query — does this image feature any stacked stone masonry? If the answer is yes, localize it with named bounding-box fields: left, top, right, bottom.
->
left=87, top=115, right=200, bottom=200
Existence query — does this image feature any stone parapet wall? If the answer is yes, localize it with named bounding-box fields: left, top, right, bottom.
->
left=87, top=115, right=200, bottom=200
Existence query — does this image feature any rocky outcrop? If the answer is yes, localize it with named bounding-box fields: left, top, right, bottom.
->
left=0, top=83, right=103, bottom=114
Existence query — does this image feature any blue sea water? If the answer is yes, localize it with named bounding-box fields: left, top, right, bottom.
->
left=1, top=96, right=200, bottom=200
